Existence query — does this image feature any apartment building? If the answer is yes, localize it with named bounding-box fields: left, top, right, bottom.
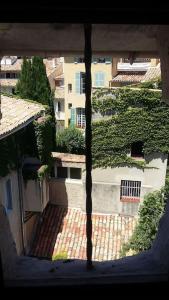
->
left=54, top=56, right=118, bottom=131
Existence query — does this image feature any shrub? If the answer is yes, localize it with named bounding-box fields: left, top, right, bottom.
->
left=120, top=175, right=169, bottom=257
left=52, top=251, right=68, bottom=261
left=56, top=127, right=85, bottom=154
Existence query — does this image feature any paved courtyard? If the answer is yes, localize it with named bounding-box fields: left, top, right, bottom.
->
left=30, top=204, right=137, bottom=261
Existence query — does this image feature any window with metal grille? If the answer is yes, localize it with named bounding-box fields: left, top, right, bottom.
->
left=120, top=180, right=141, bottom=202
left=76, top=108, right=86, bottom=128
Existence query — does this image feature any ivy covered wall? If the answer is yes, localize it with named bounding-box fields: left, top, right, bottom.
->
left=0, top=115, right=54, bottom=178
left=92, top=88, right=169, bottom=169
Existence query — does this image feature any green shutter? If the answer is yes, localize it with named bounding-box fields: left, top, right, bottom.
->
left=70, top=108, right=76, bottom=127
left=75, top=72, right=80, bottom=93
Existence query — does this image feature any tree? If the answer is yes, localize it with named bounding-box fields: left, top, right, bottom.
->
left=56, top=127, right=85, bottom=154
left=16, top=56, right=56, bottom=149
left=15, top=57, right=33, bottom=99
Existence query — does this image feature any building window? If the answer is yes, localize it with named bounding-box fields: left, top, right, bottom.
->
left=70, top=108, right=85, bottom=128
left=56, top=167, right=82, bottom=180
left=68, top=84, right=72, bottom=93
left=6, top=73, right=11, bottom=79
left=68, top=103, right=72, bottom=109
left=75, top=72, right=85, bottom=94
left=92, top=57, right=111, bottom=64
left=74, top=57, right=85, bottom=63
left=94, top=72, right=105, bottom=87
left=76, top=108, right=85, bottom=128
left=70, top=168, right=81, bottom=179
left=5, top=179, right=13, bottom=211
left=57, top=167, right=68, bottom=179
left=131, top=141, right=144, bottom=158
left=120, top=180, right=141, bottom=202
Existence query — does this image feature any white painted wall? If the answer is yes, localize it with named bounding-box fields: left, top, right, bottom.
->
left=0, top=171, right=22, bottom=255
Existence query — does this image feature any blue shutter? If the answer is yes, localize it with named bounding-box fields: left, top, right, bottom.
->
left=75, top=72, right=80, bottom=93
left=100, top=72, right=105, bottom=86
left=70, top=108, right=76, bottom=127
left=95, top=72, right=105, bottom=87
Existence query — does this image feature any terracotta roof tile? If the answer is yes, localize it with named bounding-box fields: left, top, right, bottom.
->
left=30, top=204, right=137, bottom=261
left=141, top=64, right=161, bottom=82
left=52, top=152, right=85, bottom=163
left=0, top=95, right=45, bottom=139
left=112, top=71, right=146, bottom=83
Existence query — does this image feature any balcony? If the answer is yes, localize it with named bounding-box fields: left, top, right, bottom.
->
left=55, top=86, right=65, bottom=99
left=55, top=111, right=65, bottom=120
left=117, top=62, right=150, bottom=72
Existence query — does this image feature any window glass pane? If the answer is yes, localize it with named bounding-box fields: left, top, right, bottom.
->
left=6, top=179, right=13, bottom=210
left=57, top=167, right=68, bottom=178
left=70, top=168, right=81, bottom=179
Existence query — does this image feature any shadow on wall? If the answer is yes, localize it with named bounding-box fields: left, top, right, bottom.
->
left=0, top=204, right=18, bottom=279
left=29, top=181, right=68, bottom=260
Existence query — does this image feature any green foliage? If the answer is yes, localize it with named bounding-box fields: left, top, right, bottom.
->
left=120, top=175, right=169, bottom=257
left=15, top=57, right=33, bottom=99
left=129, top=77, right=162, bottom=90
left=0, top=124, right=38, bottom=178
left=56, top=127, right=85, bottom=154
left=37, top=165, right=50, bottom=180
left=92, top=88, right=169, bottom=168
left=34, top=115, right=54, bottom=165
left=0, top=117, right=54, bottom=178
left=15, top=56, right=53, bottom=106
left=52, top=251, right=68, bottom=261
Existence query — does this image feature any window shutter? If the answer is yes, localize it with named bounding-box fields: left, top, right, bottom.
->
left=101, top=72, right=105, bottom=86
left=70, top=108, right=76, bottom=127
left=75, top=72, right=80, bottom=93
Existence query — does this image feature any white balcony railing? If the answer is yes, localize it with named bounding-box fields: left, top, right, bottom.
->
left=117, top=62, right=150, bottom=72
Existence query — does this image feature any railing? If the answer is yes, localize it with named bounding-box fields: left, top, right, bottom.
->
left=117, top=62, right=150, bottom=72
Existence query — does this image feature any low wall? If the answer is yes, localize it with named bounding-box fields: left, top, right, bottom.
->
left=24, top=214, right=39, bottom=254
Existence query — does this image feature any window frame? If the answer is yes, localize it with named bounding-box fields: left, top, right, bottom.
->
left=55, top=166, right=82, bottom=182
left=120, top=180, right=141, bottom=203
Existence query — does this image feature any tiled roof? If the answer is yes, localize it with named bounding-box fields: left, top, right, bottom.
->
left=141, top=64, right=161, bottom=82
left=1, top=59, right=23, bottom=71
left=52, top=152, right=85, bottom=163
left=0, top=79, right=18, bottom=86
left=30, top=204, right=137, bottom=261
left=0, top=95, right=45, bottom=139
left=112, top=71, right=146, bottom=83
left=43, top=59, right=56, bottom=77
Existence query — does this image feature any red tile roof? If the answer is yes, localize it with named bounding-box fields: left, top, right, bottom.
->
left=112, top=71, right=146, bottom=83
left=30, top=204, right=137, bottom=261
left=52, top=152, right=85, bottom=163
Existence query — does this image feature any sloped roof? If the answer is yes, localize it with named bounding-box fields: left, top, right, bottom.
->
left=141, top=64, right=161, bottom=82
left=52, top=152, right=85, bottom=163
left=112, top=71, right=146, bottom=83
left=0, top=95, right=45, bottom=140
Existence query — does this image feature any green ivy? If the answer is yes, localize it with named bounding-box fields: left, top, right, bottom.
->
left=0, top=115, right=54, bottom=178
left=120, top=174, right=169, bottom=257
left=92, top=88, right=169, bottom=168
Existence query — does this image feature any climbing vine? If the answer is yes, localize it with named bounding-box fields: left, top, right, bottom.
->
left=92, top=88, right=169, bottom=169
left=0, top=114, right=54, bottom=179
